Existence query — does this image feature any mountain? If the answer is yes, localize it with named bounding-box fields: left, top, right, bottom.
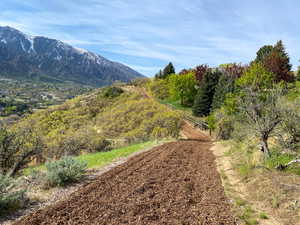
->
left=0, top=26, right=144, bottom=86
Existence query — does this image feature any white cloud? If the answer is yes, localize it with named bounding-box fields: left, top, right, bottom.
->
left=1, top=0, right=300, bottom=76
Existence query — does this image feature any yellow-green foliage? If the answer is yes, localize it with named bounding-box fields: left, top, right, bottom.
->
left=14, top=89, right=182, bottom=159
left=167, top=72, right=197, bottom=105
left=96, top=95, right=181, bottom=142
left=237, top=62, right=274, bottom=89
left=147, top=78, right=170, bottom=99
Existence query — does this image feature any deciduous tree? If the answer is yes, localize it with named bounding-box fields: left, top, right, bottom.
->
left=0, top=123, right=43, bottom=176
left=168, top=72, right=197, bottom=106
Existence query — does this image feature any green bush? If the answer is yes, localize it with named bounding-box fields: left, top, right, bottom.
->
left=45, top=157, right=87, bottom=187
left=0, top=175, right=25, bottom=214
left=148, top=79, right=170, bottom=100
left=103, top=86, right=124, bottom=98
left=265, top=151, right=300, bottom=175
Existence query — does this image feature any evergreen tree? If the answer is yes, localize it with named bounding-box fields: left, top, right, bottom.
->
left=255, top=41, right=294, bottom=82
left=212, top=63, right=246, bottom=110
left=162, top=62, right=175, bottom=78
left=211, top=74, right=235, bottom=111
left=193, top=70, right=221, bottom=117
left=255, top=45, right=274, bottom=63
left=154, top=70, right=163, bottom=79
left=263, top=40, right=294, bottom=82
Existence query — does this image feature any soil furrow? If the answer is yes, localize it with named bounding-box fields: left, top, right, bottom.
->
left=14, top=123, right=236, bottom=225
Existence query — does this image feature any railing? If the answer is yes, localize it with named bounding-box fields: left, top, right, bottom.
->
left=164, top=103, right=209, bottom=130
left=183, top=115, right=209, bottom=130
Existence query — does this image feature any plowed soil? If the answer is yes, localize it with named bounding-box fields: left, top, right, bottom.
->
left=14, top=123, right=236, bottom=225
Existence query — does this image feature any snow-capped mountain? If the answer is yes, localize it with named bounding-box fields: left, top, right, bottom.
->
left=0, top=26, right=144, bottom=86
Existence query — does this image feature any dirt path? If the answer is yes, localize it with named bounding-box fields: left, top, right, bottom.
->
left=14, top=123, right=236, bottom=225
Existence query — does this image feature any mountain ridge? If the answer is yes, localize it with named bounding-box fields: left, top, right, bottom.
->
left=0, top=26, right=144, bottom=86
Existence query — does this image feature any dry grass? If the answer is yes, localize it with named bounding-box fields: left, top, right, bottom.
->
left=211, top=141, right=300, bottom=225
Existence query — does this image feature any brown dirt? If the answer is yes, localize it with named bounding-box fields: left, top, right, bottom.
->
left=14, top=123, right=236, bottom=225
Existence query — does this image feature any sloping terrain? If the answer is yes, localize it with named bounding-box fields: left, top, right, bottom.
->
left=14, top=123, right=236, bottom=225
left=0, top=26, right=143, bottom=86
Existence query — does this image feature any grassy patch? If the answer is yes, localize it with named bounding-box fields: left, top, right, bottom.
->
left=159, top=99, right=192, bottom=113
left=264, top=152, right=300, bottom=175
left=76, top=141, right=155, bottom=169
left=259, top=212, right=269, bottom=219
left=239, top=205, right=258, bottom=225
left=25, top=141, right=156, bottom=174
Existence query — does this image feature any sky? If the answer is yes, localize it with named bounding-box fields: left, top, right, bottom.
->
left=0, top=0, right=299, bottom=76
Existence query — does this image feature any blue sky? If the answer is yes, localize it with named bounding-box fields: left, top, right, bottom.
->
left=0, top=0, right=299, bottom=76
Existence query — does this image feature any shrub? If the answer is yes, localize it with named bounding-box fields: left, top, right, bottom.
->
left=148, top=79, right=170, bottom=100
left=103, top=86, right=124, bottom=98
left=216, top=119, right=235, bottom=140
left=0, top=175, right=25, bottom=214
left=0, top=125, right=43, bottom=177
left=45, top=157, right=87, bottom=187
left=87, top=137, right=111, bottom=153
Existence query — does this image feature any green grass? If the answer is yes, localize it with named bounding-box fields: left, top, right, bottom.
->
left=24, top=141, right=156, bottom=175
left=76, top=141, right=155, bottom=169
left=259, top=212, right=269, bottom=219
left=159, top=99, right=192, bottom=113
left=265, top=151, right=300, bottom=175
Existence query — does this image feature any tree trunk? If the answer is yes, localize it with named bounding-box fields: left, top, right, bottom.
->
left=180, top=89, right=184, bottom=105
left=261, top=136, right=271, bottom=158
left=8, top=160, right=21, bottom=177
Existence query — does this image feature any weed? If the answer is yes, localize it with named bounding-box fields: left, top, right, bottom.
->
left=259, top=212, right=269, bottom=219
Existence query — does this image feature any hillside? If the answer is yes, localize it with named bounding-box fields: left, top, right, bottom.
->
left=13, top=86, right=182, bottom=161
left=0, top=26, right=144, bottom=86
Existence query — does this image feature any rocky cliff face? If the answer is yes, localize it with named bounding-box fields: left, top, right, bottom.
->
left=0, top=26, right=143, bottom=86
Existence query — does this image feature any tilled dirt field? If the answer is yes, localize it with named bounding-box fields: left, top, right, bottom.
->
left=14, top=123, right=236, bottom=225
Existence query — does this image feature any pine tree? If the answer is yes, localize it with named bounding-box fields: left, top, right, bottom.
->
left=211, top=74, right=235, bottom=111
left=193, top=70, right=221, bottom=117
left=255, top=45, right=274, bottom=63
left=264, top=40, right=294, bottom=82
left=162, top=62, right=175, bottom=78
left=154, top=70, right=163, bottom=79
left=297, top=66, right=300, bottom=81
left=211, top=63, right=246, bottom=110
left=255, top=41, right=294, bottom=82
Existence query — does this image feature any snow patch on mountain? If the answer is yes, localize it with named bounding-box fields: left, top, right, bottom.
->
left=74, top=47, right=88, bottom=54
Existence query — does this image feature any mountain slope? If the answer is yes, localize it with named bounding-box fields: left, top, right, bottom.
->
left=0, top=26, right=144, bottom=86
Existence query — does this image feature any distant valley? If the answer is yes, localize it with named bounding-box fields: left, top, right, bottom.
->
left=0, top=26, right=144, bottom=122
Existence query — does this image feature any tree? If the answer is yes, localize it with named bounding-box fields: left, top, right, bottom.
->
left=155, top=63, right=175, bottom=79
left=237, top=86, right=284, bottom=157
left=194, top=64, right=210, bottom=84
left=0, top=124, right=43, bottom=176
left=236, top=63, right=283, bottom=157
left=179, top=68, right=194, bottom=75
left=168, top=72, right=197, bottom=106
left=193, top=70, right=221, bottom=116
left=212, top=63, right=246, bottom=110
left=255, top=41, right=294, bottom=82
left=237, top=62, right=274, bottom=89
left=255, top=45, right=274, bottom=63
left=211, top=73, right=235, bottom=111
left=162, top=62, right=175, bottom=78
left=154, top=70, right=163, bottom=79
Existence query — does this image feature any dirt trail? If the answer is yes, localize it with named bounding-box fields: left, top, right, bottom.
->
left=14, top=123, right=236, bottom=225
